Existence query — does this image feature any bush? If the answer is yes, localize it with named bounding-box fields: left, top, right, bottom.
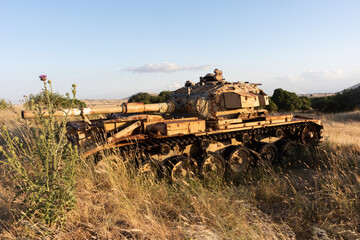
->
left=128, top=91, right=171, bottom=104
left=299, top=96, right=311, bottom=110
left=0, top=99, right=13, bottom=110
left=265, top=99, right=278, bottom=113
left=311, top=96, right=339, bottom=113
left=24, top=91, right=86, bottom=110
left=271, top=88, right=311, bottom=112
left=0, top=79, right=79, bottom=225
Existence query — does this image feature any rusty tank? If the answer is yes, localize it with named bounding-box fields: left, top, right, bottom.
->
left=22, top=69, right=323, bottom=181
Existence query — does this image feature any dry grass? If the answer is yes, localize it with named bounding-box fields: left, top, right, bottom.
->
left=0, top=110, right=21, bottom=128
left=323, top=121, right=360, bottom=150
left=319, top=110, right=360, bottom=152
left=0, top=110, right=359, bottom=239
left=0, top=110, right=25, bottom=148
left=55, top=158, right=294, bottom=239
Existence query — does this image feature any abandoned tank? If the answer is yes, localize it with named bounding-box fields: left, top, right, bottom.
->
left=22, top=69, right=323, bottom=181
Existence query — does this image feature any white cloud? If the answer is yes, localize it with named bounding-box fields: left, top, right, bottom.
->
left=168, top=82, right=181, bottom=90
left=275, top=70, right=358, bottom=85
left=124, top=62, right=214, bottom=73
left=274, top=70, right=349, bottom=84
left=300, top=70, right=348, bottom=81
left=274, top=74, right=299, bottom=83
left=268, top=70, right=360, bottom=94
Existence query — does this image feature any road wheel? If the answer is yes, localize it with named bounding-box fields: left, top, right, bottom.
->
left=138, top=158, right=162, bottom=180
left=227, top=146, right=252, bottom=183
left=170, top=155, right=197, bottom=183
left=201, top=152, right=226, bottom=182
left=276, top=140, right=299, bottom=165
left=258, top=143, right=278, bottom=166
left=300, top=124, right=320, bottom=145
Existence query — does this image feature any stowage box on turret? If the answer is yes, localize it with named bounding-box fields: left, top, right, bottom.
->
left=22, top=69, right=323, bottom=181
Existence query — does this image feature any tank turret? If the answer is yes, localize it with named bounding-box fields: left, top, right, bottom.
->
left=169, top=69, right=269, bottom=119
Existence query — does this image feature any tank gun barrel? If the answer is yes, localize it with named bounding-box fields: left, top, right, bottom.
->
left=21, top=102, right=175, bottom=119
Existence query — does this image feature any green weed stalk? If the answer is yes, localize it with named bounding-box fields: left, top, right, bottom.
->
left=0, top=79, right=79, bottom=226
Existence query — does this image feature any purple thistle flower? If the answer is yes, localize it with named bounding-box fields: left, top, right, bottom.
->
left=39, top=75, right=47, bottom=81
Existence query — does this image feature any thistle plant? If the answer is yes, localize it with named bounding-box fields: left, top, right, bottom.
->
left=0, top=75, right=79, bottom=226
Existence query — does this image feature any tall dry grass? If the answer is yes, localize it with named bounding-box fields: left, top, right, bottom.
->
left=319, top=110, right=360, bottom=152
left=53, top=156, right=294, bottom=239
left=0, top=109, right=359, bottom=239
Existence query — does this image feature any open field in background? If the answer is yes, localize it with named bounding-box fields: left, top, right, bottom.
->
left=320, top=111, right=360, bottom=152
left=83, top=99, right=128, bottom=108
left=0, top=107, right=359, bottom=239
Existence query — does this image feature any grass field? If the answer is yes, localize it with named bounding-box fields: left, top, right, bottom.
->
left=0, top=109, right=359, bottom=239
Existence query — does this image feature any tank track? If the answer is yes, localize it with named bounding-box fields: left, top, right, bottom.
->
left=113, top=121, right=322, bottom=177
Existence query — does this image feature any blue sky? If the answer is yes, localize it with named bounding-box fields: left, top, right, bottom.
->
left=1, top=0, right=360, bottom=103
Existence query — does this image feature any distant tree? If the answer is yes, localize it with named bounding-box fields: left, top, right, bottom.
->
left=270, top=88, right=311, bottom=112
left=156, top=91, right=171, bottom=103
left=311, top=86, right=360, bottom=113
left=128, top=92, right=153, bottom=104
left=265, top=99, right=278, bottom=113
left=128, top=91, right=171, bottom=104
left=311, top=96, right=339, bottom=112
left=271, top=88, right=299, bottom=112
left=299, top=96, right=312, bottom=111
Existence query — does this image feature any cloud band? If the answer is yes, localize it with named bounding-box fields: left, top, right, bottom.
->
left=124, top=62, right=214, bottom=73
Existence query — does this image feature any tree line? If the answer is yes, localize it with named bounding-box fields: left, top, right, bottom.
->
left=310, top=86, right=360, bottom=113
left=268, top=87, right=360, bottom=113
left=127, top=87, right=360, bottom=114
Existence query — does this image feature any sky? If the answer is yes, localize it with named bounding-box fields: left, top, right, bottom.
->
left=1, top=0, right=360, bottom=103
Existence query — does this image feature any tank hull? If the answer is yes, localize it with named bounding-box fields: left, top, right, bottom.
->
left=68, top=114, right=322, bottom=164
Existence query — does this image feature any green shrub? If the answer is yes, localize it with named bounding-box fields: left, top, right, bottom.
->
left=156, top=90, right=172, bottom=102
left=24, top=90, right=86, bottom=110
left=128, top=91, right=171, bottom=104
left=311, top=86, right=360, bottom=113
left=0, top=79, right=79, bottom=226
left=0, top=99, right=13, bottom=110
left=271, top=88, right=311, bottom=112
left=265, top=99, right=278, bottom=113
left=311, top=96, right=339, bottom=112
left=298, top=96, right=311, bottom=110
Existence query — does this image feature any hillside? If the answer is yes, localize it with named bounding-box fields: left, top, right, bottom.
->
left=346, top=82, right=360, bottom=90
left=297, top=93, right=335, bottom=98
